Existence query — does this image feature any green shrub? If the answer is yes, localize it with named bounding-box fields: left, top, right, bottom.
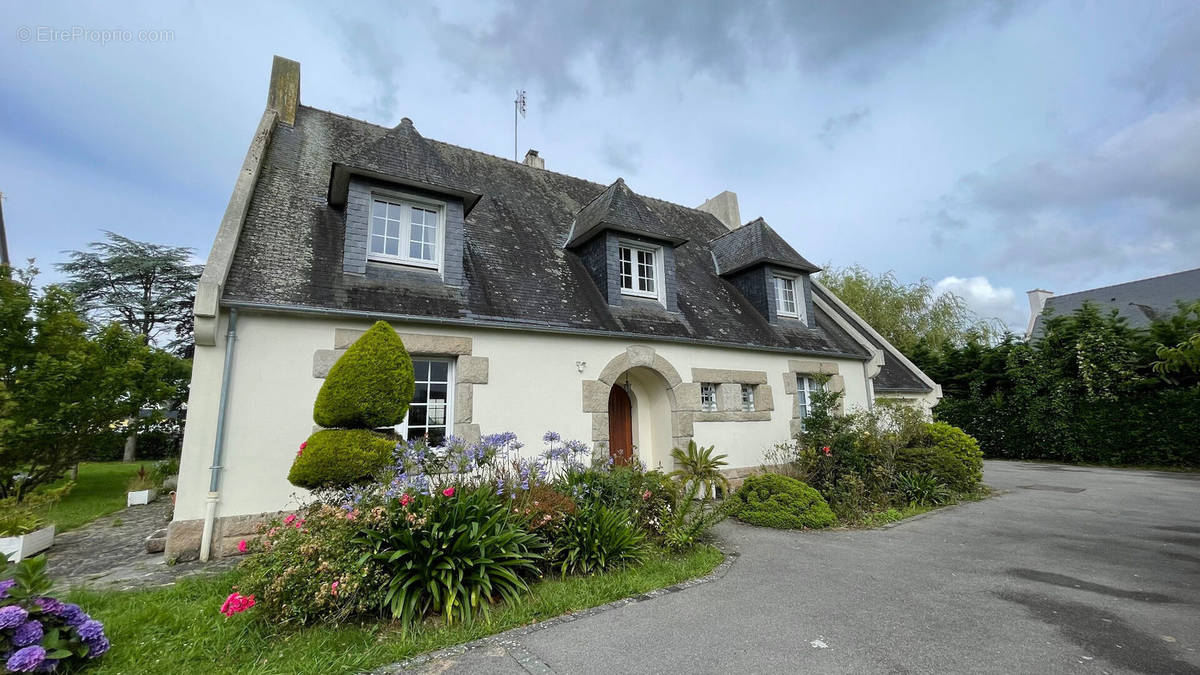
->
left=826, top=472, right=871, bottom=522
left=729, top=474, right=835, bottom=529
left=313, top=321, right=414, bottom=429
left=668, top=441, right=729, bottom=498
left=237, top=504, right=387, bottom=624
left=660, top=481, right=727, bottom=552
left=552, top=505, right=646, bottom=575
left=926, top=422, right=983, bottom=490
left=287, top=429, right=394, bottom=490
left=354, top=487, right=543, bottom=628
left=894, top=471, right=952, bottom=506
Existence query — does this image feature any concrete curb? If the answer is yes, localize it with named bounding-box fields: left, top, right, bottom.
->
left=368, top=537, right=740, bottom=674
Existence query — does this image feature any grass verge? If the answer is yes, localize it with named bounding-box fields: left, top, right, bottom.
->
left=67, top=545, right=723, bottom=674
left=43, top=462, right=146, bottom=532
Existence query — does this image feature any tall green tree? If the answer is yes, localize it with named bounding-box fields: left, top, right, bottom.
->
left=56, top=231, right=202, bottom=356
left=818, top=264, right=999, bottom=356
left=0, top=266, right=183, bottom=499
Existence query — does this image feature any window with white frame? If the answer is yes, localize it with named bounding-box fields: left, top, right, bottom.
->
left=774, top=274, right=800, bottom=318
left=369, top=196, right=442, bottom=268
left=741, top=384, right=755, bottom=412
left=795, top=375, right=824, bottom=427
left=396, top=358, right=453, bottom=444
left=618, top=242, right=662, bottom=300
left=700, top=382, right=718, bottom=412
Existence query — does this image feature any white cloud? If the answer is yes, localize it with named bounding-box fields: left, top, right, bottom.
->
left=934, top=275, right=1024, bottom=330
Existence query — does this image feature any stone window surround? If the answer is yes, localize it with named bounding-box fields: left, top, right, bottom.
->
left=688, top=367, right=773, bottom=422
left=781, top=358, right=845, bottom=436
left=313, top=327, right=488, bottom=443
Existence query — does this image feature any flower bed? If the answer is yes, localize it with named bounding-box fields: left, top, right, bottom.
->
left=1, top=555, right=108, bottom=672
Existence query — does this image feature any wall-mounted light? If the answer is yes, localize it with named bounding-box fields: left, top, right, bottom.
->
left=576, top=361, right=586, bottom=373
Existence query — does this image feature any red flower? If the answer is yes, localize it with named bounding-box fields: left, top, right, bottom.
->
left=822, top=446, right=831, bottom=456
left=299, top=441, right=307, bottom=450
left=442, top=487, right=455, bottom=498
left=399, top=494, right=412, bottom=507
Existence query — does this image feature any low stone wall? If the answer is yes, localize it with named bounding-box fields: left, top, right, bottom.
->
left=164, top=512, right=282, bottom=562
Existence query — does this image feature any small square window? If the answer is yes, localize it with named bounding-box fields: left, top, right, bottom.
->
left=368, top=196, right=442, bottom=269
left=774, top=275, right=799, bottom=318
left=618, top=242, right=663, bottom=302
left=741, top=385, right=755, bottom=412
left=700, top=383, right=718, bottom=412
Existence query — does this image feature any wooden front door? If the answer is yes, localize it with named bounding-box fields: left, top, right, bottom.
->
left=607, top=385, right=633, bottom=466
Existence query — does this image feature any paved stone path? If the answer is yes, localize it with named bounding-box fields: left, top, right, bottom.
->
left=391, top=461, right=1200, bottom=674
left=45, top=500, right=235, bottom=591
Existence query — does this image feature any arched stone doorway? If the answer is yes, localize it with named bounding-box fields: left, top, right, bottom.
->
left=582, top=346, right=700, bottom=471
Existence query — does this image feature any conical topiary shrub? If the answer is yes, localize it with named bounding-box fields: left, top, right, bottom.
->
left=313, top=321, right=414, bottom=429
left=288, top=321, right=415, bottom=490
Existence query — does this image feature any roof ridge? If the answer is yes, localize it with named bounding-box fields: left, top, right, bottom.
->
left=1049, top=266, right=1200, bottom=301
left=298, top=104, right=726, bottom=223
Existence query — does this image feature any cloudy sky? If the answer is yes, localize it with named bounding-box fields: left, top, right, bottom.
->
left=2, top=1, right=1197, bottom=330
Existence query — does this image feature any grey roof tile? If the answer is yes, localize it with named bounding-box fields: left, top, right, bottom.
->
left=1033, top=267, right=1200, bottom=334
left=711, top=217, right=820, bottom=276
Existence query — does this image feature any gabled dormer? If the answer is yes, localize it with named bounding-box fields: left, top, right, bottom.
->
left=565, top=178, right=686, bottom=311
left=711, top=217, right=820, bottom=328
left=328, top=118, right=482, bottom=287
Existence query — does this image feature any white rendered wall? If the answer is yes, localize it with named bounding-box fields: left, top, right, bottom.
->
left=174, top=310, right=876, bottom=523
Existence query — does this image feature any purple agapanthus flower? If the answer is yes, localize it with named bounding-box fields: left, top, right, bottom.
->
left=5, top=645, right=46, bottom=672
left=84, top=635, right=110, bottom=658
left=12, top=620, right=43, bottom=648
left=57, top=604, right=87, bottom=627
left=0, top=605, right=28, bottom=629
left=0, top=579, right=15, bottom=598
left=76, top=619, right=105, bottom=642
left=542, top=430, right=561, bottom=444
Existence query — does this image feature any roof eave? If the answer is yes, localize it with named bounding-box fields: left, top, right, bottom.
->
left=327, top=163, right=484, bottom=216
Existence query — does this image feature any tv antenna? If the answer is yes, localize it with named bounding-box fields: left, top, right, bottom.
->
left=514, top=89, right=526, bottom=161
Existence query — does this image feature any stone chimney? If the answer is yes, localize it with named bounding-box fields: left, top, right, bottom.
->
left=266, top=55, right=301, bottom=126
left=696, top=190, right=741, bottom=231
left=1025, top=288, right=1054, bottom=337
left=523, top=149, right=545, bottom=169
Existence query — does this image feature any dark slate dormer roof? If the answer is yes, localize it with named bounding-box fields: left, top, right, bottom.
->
left=564, top=178, right=685, bottom=248
left=710, top=218, right=821, bottom=276
left=1032, top=267, right=1200, bottom=335
left=221, top=105, right=872, bottom=360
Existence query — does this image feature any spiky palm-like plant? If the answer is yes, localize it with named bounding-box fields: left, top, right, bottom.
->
left=668, top=440, right=730, bottom=498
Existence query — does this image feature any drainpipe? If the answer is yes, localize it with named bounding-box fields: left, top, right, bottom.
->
left=200, top=309, right=239, bottom=562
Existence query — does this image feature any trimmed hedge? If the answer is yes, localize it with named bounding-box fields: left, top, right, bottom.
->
left=729, top=474, right=835, bottom=530
left=313, top=321, right=414, bottom=429
left=287, top=429, right=395, bottom=490
left=926, top=421, right=983, bottom=489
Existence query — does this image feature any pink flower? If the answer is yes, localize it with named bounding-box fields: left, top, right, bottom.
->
left=331, top=581, right=340, bottom=596
left=237, top=540, right=248, bottom=553
left=345, top=510, right=358, bottom=521
left=220, top=592, right=256, bottom=617
left=296, top=519, right=305, bottom=528
left=299, top=441, right=307, bottom=450
left=267, top=527, right=279, bottom=537
left=442, top=487, right=455, bottom=498
left=399, top=494, right=412, bottom=507
left=642, top=489, right=651, bottom=500
left=284, top=514, right=297, bottom=525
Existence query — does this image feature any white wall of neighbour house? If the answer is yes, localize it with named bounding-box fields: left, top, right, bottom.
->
left=174, top=310, right=874, bottom=523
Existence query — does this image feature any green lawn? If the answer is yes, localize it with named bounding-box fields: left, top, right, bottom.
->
left=43, top=462, right=146, bottom=532
left=67, top=545, right=723, bottom=674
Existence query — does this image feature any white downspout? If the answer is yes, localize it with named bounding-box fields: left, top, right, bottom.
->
left=200, top=309, right=239, bottom=562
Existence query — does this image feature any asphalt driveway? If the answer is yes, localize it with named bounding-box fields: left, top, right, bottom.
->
left=403, top=461, right=1200, bottom=674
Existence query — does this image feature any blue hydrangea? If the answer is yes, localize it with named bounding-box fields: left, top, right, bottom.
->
left=84, top=635, right=110, bottom=658
left=58, top=604, right=87, bottom=627
left=76, top=619, right=105, bottom=642
left=0, top=579, right=15, bottom=598
left=12, top=620, right=44, bottom=647
left=34, top=597, right=64, bottom=615
left=5, top=645, right=46, bottom=672
left=0, top=604, right=28, bottom=629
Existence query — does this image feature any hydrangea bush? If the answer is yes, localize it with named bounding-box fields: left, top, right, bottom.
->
left=1, top=555, right=108, bottom=672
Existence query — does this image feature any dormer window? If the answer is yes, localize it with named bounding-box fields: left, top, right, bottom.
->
left=774, top=274, right=800, bottom=319
left=618, top=241, right=663, bottom=302
left=369, top=195, right=443, bottom=269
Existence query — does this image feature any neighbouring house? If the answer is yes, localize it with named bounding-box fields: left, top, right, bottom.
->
left=1025, top=267, right=1200, bottom=339
left=167, top=56, right=940, bottom=560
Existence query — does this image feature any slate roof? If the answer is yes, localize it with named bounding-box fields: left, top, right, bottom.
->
left=812, top=284, right=933, bottom=393
left=710, top=217, right=821, bottom=276
left=222, top=105, right=873, bottom=359
left=565, top=178, right=685, bottom=247
left=1032, top=267, right=1200, bottom=335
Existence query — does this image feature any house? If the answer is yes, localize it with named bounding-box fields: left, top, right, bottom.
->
left=167, top=57, right=940, bottom=561
left=1025, top=267, right=1200, bottom=339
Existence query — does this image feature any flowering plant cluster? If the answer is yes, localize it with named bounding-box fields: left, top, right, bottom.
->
left=0, top=555, right=108, bottom=673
